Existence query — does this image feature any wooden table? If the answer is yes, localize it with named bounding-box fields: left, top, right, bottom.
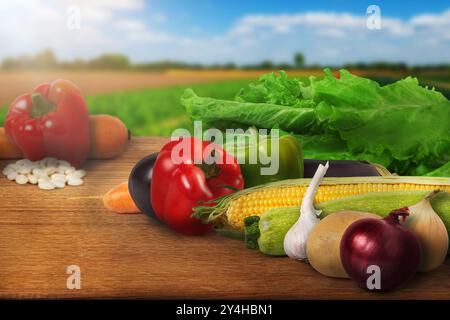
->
left=0, top=137, right=449, bottom=299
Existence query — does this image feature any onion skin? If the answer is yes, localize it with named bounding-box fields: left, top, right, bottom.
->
left=403, top=191, right=449, bottom=272
left=340, top=208, right=421, bottom=292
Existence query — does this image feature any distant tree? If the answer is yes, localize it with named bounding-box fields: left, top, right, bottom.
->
left=308, top=63, right=323, bottom=70
left=223, top=62, right=237, bottom=70
left=259, top=60, right=275, bottom=70
left=2, top=57, right=18, bottom=70
left=294, top=52, right=305, bottom=68
left=89, top=54, right=130, bottom=70
left=343, top=61, right=409, bottom=71
left=2, top=49, right=57, bottom=70
left=276, top=62, right=292, bottom=70
left=372, top=61, right=407, bottom=71
left=34, top=49, right=58, bottom=69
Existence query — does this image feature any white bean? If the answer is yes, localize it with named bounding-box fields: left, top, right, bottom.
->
left=38, top=177, right=50, bottom=184
left=45, top=167, right=57, bottom=175
left=28, top=175, right=38, bottom=185
left=40, top=158, right=49, bottom=166
left=56, top=166, right=68, bottom=174
left=7, top=172, right=17, bottom=180
left=26, top=162, right=39, bottom=170
left=17, top=159, right=29, bottom=166
left=58, top=160, right=71, bottom=167
left=6, top=158, right=86, bottom=190
left=51, top=173, right=67, bottom=183
left=66, top=173, right=77, bottom=180
left=23, top=159, right=35, bottom=167
left=38, top=180, right=55, bottom=190
left=17, top=166, right=31, bottom=174
left=53, top=179, right=66, bottom=188
left=15, top=174, right=28, bottom=184
left=47, top=158, right=59, bottom=168
left=67, top=177, right=83, bottom=186
left=65, top=167, right=76, bottom=175
left=74, top=170, right=87, bottom=178
left=2, top=165, right=15, bottom=176
left=32, top=168, right=46, bottom=178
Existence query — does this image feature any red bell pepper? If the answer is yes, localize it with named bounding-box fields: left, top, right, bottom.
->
left=151, top=137, right=244, bottom=235
left=5, top=79, right=90, bottom=168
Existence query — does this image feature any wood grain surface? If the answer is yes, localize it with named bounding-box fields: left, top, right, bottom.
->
left=0, top=137, right=449, bottom=299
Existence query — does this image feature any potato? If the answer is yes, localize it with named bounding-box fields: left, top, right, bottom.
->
left=306, top=211, right=380, bottom=278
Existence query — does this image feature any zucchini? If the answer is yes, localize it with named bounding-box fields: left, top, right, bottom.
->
left=245, top=191, right=450, bottom=256
left=245, top=207, right=299, bottom=256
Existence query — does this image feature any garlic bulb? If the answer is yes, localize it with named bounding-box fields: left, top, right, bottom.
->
left=403, top=190, right=449, bottom=272
left=284, top=162, right=329, bottom=261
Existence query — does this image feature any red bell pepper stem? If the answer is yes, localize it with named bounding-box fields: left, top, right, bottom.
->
left=29, top=93, right=56, bottom=118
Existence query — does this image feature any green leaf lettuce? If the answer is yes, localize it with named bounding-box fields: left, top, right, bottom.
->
left=181, top=69, right=450, bottom=176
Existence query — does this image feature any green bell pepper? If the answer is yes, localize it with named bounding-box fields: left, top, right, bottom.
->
left=225, top=131, right=303, bottom=188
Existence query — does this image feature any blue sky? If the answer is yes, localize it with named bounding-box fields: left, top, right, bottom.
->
left=147, top=0, right=450, bottom=35
left=1, top=0, right=449, bottom=65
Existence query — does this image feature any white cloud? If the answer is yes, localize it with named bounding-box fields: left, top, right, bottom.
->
left=411, top=9, right=450, bottom=26
left=115, top=19, right=147, bottom=31
left=62, top=0, right=146, bottom=24
left=61, top=0, right=145, bottom=12
left=316, top=28, right=347, bottom=39
left=128, top=31, right=174, bottom=44
left=237, top=12, right=365, bottom=29
left=232, top=12, right=416, bottom=38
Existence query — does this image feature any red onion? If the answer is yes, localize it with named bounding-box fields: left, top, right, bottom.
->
left=340, top=208, right=421, bottom=291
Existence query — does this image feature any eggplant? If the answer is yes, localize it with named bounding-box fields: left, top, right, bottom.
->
left=303, top=159, right=383, bottom=178
left=128, top=152, right=158, bottom=218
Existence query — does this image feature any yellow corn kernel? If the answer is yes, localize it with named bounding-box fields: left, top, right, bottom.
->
left=225, top=182, right=450, bottom=230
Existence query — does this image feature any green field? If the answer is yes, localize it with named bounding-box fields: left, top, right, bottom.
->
left=86, top=79, right=259, bottom=136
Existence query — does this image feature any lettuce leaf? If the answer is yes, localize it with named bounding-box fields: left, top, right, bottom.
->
left=425, top=162, right=450, bottom=177
left=181, top=88, right=317, bottom=132
left=181, top=69, right=450, bottom=176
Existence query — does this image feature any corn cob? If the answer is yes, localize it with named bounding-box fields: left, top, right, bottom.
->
left=193, top=176, right=450, bottom=230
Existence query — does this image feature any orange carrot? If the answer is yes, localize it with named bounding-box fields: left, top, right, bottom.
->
left=103, top=182, right=141, bottom=214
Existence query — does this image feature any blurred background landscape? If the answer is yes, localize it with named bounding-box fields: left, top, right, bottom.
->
left=0, top=0, right=449, bottom=136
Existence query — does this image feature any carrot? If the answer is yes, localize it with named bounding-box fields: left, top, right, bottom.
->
left=0, top=127, right=22, bottom=159
left=0, top=115, right=130, bottom=160
left=103, top=181, right=141, bottom=214
left=88, top=114, right=130, bottom=159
